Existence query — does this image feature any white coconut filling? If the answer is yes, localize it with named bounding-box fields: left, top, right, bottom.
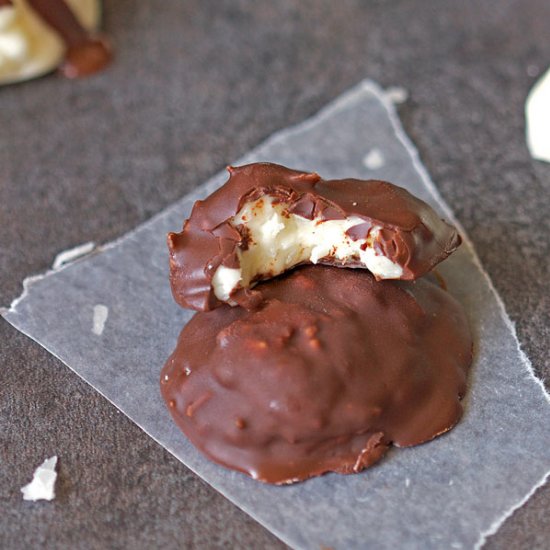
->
left=212, top=265, right=242, bottom=303
left=212, top=196, right=403, bottom=301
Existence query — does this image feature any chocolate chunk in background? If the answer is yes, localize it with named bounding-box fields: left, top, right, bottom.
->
left=161, top=265, right=472, bottom=485
left=168, top=163, right=461, bottom=311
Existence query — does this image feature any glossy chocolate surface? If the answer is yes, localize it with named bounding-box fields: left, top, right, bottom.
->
left=161, top=266, right=472, bottom=484
left=168, top=162, right=461, bottom=311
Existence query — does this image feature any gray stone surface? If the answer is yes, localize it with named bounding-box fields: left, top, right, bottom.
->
left=1, top=0, right=549, bottom=548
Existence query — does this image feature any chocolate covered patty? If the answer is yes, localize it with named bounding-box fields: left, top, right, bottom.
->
left=161, top=266, right=472, bottom=485
left=168, top=162, right=461, bottom=311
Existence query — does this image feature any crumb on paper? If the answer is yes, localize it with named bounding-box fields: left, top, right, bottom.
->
left=525, top=66, right=550, bottom=163
left=405, top=478, right=410, bottom=487
left=92, top=304, right=109, bottom=335
left=21, top=456, right=58, bottom=501
left=52, top=242, right=95, bottom=269
left=363, top=148, right=385, bottom=170
left=384, top=86, right=409, bottom=105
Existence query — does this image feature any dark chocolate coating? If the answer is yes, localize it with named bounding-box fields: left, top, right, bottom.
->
left=168, top=163, right=461, bottom=311
left=161, top=266, right=472, bottom=485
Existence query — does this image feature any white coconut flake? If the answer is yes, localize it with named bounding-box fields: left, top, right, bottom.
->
left=525, top=66, right=550, bottom=163
left=363, top=148, right=386, bottom=170
left=21, top=456, right=58, bottom=501
left=384, top=86, right=409, bottom=105
left=92, top=304, right=109, bottom=336
left=52, top=242, right=95, bottom=270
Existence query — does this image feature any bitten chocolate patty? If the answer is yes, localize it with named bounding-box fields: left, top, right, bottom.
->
left=161, top=266, right=472, bottom=485
left=168, top=163, right=461, bottom=311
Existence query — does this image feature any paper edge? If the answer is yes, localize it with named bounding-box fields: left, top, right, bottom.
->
left=2, top=204, right=175, bottom=315
left=2, top=246, right=97, bottom=315
left=2, top=78, right=550, bottom=547
left=474, top=471, right=550, bottom=549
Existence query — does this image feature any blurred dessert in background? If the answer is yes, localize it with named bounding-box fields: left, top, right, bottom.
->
left=0, top=0, right=111, bottom=85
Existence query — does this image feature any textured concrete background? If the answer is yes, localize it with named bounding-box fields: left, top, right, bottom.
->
left=1, top=0, right=549, bottom=548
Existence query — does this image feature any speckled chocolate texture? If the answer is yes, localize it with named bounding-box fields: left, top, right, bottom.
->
left=168, top=162, right=461, bottom=311
left=161, top=266, right=472, bottom=484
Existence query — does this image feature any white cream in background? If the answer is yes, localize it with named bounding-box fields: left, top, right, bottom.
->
left=0, top=0, right=100, bottom=85
left=526, top=66, right=550, bottom=163
left=212, top=196, right=403, bottom=301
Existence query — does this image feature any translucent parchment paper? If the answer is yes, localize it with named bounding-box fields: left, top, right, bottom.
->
left=4, top=80, right=550, bottom=549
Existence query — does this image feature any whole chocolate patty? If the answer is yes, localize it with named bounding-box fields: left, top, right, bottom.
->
left=161, top=265, right=472, bottom=484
